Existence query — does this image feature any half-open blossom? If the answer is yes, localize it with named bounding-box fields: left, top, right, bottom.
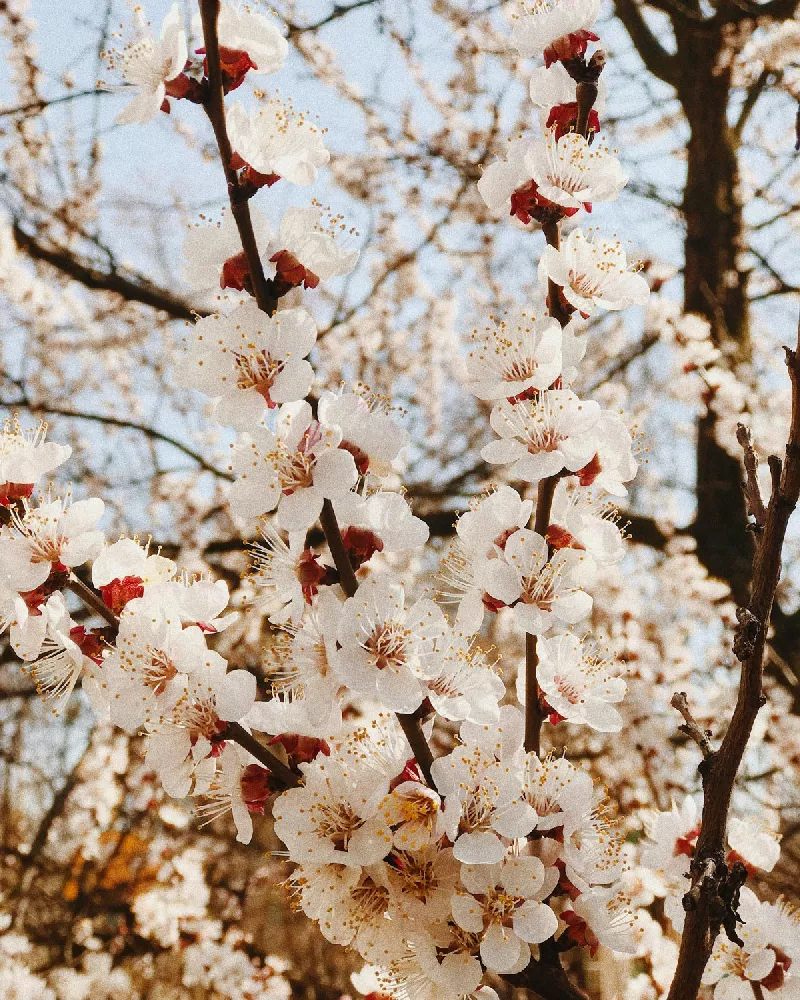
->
left=228, top=401, right=358, bottom=530
left=227, top=100, right=330, bottom=186
left=271, top=206, right=359, bottom=292
left=183, top=209, right=273, bottom=293
left=465, top=308, right=562, bottom=400
left=728, top=817, right=781, bottom=873
left=195, top=742, right=271, bottom=845
left=539, top=228, right=650, bottom=315
left=478, top=137, right=576, bottom=225
left=250, top=523, right=331, bottom=624
left=112, top=4, right=189, bottom=125
left=547, top=480, right=625, bottom=564
left=569, top=886, right=641, bottom=955
left=91, top=537, right=176, bottom=614
left=506, top=0, right=601, bottom=64
left=335, top=491, right=429, bottom=557
left=175, top=302, right=317, bottom=429
left=481, top=391, right=600, bottom=481
left=641, top=797, right=700, bottom=880
left=528, top=62, right=606, bottom=123
left=336, top=576, right=447, bottom=713
left=319, top=387, right=409, bottom=478
left=214, top=4, right=288, bottom=80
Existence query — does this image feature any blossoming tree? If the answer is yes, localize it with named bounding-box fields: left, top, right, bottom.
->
left=1, top=1, right=800, bottom=999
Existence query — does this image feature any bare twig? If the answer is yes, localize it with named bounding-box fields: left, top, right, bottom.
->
left=670, top=692, right=715, bottom=762
left=667, top=316, right=800, bottom=1000
left=736, top=423, right=767, bottom=528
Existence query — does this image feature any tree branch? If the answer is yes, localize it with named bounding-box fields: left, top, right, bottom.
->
left=666, top=316, right=800, bottom=1000
left=613, top=0, right=678, bottom=85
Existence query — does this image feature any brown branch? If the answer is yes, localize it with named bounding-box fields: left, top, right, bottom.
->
left=285, top=0, right=381, bottom=37
left=319, top=499, right=359, bottom=598
left=198, top=0, right=278, bottom=317
left=613, top=0, right=678, bottom=85
left=666, top=316, right=800, bottom=1000
left=736, top=423, right=767, bottom=529
left=12, top=224, right=203, bottom=321
left=67, top=574, right=120, bottom=629
left=225, top=722, right=302, bottom=788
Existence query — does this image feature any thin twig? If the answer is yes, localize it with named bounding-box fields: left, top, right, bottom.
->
left=736, top=423, right=767, bottom=528
left=670, top=692, right=715, bottom=760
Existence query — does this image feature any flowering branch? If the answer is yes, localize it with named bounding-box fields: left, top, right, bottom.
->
left=666, top=316, right=800, bottom=1000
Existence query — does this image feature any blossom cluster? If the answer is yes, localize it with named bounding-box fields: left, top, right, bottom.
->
left=1, top=1, right=793, bottom=999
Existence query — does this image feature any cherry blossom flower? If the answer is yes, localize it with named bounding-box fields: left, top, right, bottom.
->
left=422, top=631, right=504, bottom=724
left=481, top=391, right=601, bottom=481
left=183, top=209, right=273, bottom=292
left=195, top=742, right=271, bottom=844
left=702, top=888, right=800, bottom=1000
left=478, top=137, right=536, bottom=216
left=0, top=417, right=71, bottom=505
left=580, top=411, right=638, bottom=496
left=175, top=301, right=318, bottom=428
left=546, top=480, right=625, bottom=564
left=335, top=491, right=430, bottom=560
left=212, top=3, right=288, bottom=81
left=532, top=633, right=626, bottom=730
left=482, top=528, right=594, bottom=634
left=273, top=753, right=392, bottom=866
left=26, top=593, right=90, bottom=713
left=112, top=4, right=189, bottom=125
left=379, top=781, right=446, bottom=851
left=728, top=816, right=781, bottom=873
left=143, top=659, right=256, bottom=798
left=641, top=797, right=700, bottom=880
left=227, top=99, right=330, bottom=186
left=91, top=537, right=176, bottom=613
left=249, top=522, right=330, bottom=624
left=228, top=401, right=358, bottom=530
left=271, top=206, right=359, bottom=291
left=464, top=307, right=562, bottom=400
left=505, top=0, right=601, bottom=64
left=382, top=844, right=461, bottom=926
left=493, top=751, right=593, bottom=839
left=336, top=576, right=447, bottom=713
left=452, top=857, right=559, bottom=971
left=539, top=228, right=650, bottom=315
left=568, top=885, right=641, bottom=954
left=319, top=387, right=409, bottom=478
left=526, top=132, right=626, bottom=211
left=1, top=495, right=105, bottom=593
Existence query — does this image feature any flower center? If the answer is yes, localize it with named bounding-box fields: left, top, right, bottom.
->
left=365, top=622, right=410, bottom=670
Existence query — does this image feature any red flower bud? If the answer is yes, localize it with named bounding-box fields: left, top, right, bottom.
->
left=100, top=575, right=145, bottom=615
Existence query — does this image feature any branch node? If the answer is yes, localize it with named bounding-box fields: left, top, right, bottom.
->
left=733, top=607, right=761, bottom=661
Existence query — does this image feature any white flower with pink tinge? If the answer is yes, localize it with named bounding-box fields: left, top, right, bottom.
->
left=641, top=797, right=700, bottom=881
left=0, top=418, right=71, bottom=500
left=336, top=576, right=447, bottom=713
left=335, top=491, right=429, bottom=552
left=211, top=3, right=288, bottom=76
left=531, top=632, right=626, bottom=731
left=273, top=753, right=392, bottom=867
left=728, top=817, right=781, bottom=873
left=547, top=480, right=625, bottom=565
left=439, top=484, right=533, bottom=635
left=423, top=631, right=504, bottom=725
left=465, top=307, right=562, bottom=400
left=526, top=132, right=626, bottom=211
left=182, top=209, right=274, bottom=292
left=1, top=495, right=105, bottom=593
left=274, top=206, right=360, bottom=285
left=569, top=885, right=642, bottom=954
left=112, top=4, right=188, bottom=126
left=194, top=742, right=270, bottom=845
left=483, top=528, right=594, bottom=635
left=174, top=301, right=318, bottom=429
left=319, top=387, right=409, bottom=478
left=482, top=390, right=601, bottom=482
left=452, top=857, right=559, bottom=972
left=539, top=228, right=650, bottom=315
left=477, top=137, right=535, bottom=215
left=227, top=100, right=330, bottom=186
left=493, top=752, right=593, bottom=839
left=703, top=888, right=800, bottom=1000
left=228, top=400, right=358, bottom=531
left=143, top=658, right=256, bottom=799
left=91, top=537, right=176, bottom=591
left=505, top=0, right=601, bottom=63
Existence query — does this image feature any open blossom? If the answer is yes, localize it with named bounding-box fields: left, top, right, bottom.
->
left=440, top=485, right=534, bottom=634
left=336, top=491, right=430, bottom=559
left=493, top=751, right=593, bottom=839
left=481, top=391, right=601, bottom=481
left=539, top=228, right=650, bottom=315
left=569, top=886, right=641, bottom=955
left=183, top=209, right=274, bottom=292
left=175, top=302, right=317, bottom=429
left=702, top=888, right=800, bottom=1000
left=228, top=400, right=358, bottom=530
left=526, top=132, right=626, bottom=210
left=422, top=631, right=504, bottom=724
left=641, top=797, right=700, bottom=880
left=112, top=4, right=188, bottom=125
left=547, top=480, right=625, bottom=564
left=27, top=593, right=91, bottom=713
left=195, top=742, right=271, bottom=845
left=213, top=3, right=288, bottom=78
left=465, top=308, right=562, bottom=400
left=532, top=632, right=626, bottom=731
left=319, top=387, right=409, bottom=478
left=453, top=857, right=559, bottom=972
left=0, top=417, right=71, bottom=504
left=271, top=206, right=359, bottom=291
left=143, top=658, right=256, bottom=798
left=336, top=576, right=447, bottom=713
left=91, top=537, right=176, bottom=614
left=273, top=752, right=392, bottom=866
left=1, top=495, right=105, bottom=592
left=227, top=100, right=330, bottom=186
left=506, top=0, right=601, bottom=63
